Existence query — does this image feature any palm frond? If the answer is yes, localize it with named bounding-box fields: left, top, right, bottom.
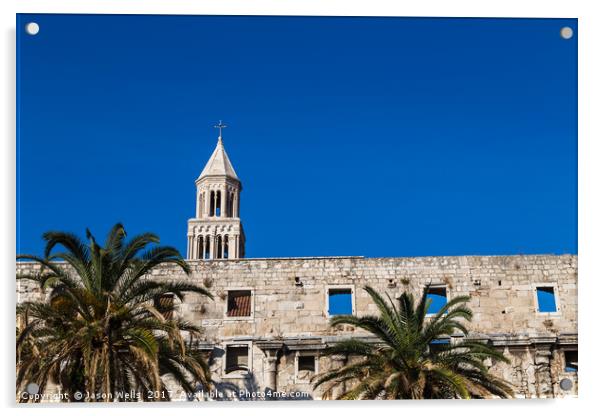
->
left=16, top=223, right=212, bottom=402
left=312, top=285, right=514, bottom=399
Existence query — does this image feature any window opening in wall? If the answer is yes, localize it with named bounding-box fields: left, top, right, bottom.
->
left=426, top=286, right=447, bottom=315
left=225, top=345, right=249, bottom=373
left=536, top=286, right=557, bottom=313
left=197, top=236, right=204, bottom=260
left=429, top=338, right=450, bottom=353
left=227, top=290, right=252, bottom=317
left=328, top=288, right=353, bottom=316
left=216, top=190, right=221, bottom=217
left=216, top=235, right=222, bottom=259
left=154, top=293, right=174, bottom=320
left=296, top=355, right=316, bottom=382
left=564, top=350, right=578, bottom=372
left=204, top=235, right=210, bottom=259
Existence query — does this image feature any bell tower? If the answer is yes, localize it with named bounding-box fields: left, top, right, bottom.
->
left=187, top=122, right=245, bottom=260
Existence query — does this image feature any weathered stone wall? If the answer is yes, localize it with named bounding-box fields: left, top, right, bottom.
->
left=16, top=254, right=578, bottom=400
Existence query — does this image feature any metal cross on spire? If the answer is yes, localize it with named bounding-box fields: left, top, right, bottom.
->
left=214, top=120, right=228, bottom=139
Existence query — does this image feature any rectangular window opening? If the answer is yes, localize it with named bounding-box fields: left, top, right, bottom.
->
left=328, top=288, right=353, bottom=316
left=296, top=355, right=316, bottom=383
left=426, top=286, right=447, bottom=315
left=564, top=350, right=578, bottom=372
left=225, top=345, right=249, bottom=374
left=536, top=286, right=557, bottom=313
left=154, top=293, right=174, bottom=320
left=429, top=338, right=451, bottom=352
left=227, top=290, right=252, bottom=317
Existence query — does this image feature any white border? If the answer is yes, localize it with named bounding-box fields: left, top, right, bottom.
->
left=8, top=1, right=589, bottom=18
left=3, top=1, right=600, bottom=416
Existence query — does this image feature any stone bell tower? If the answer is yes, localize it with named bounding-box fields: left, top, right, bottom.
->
left=187, top=122, right=245, bottom=260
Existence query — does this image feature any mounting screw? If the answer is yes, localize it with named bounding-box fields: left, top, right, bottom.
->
left=25, top=22, right=40, bottom=36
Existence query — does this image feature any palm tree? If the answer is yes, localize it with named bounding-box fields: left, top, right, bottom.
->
left=313, top=286, right=514, bottom=399
left=16, top=223, right=213, bottom=402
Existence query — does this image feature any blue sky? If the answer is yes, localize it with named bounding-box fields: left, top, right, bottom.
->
left=17, top=14, right=577, bottom=258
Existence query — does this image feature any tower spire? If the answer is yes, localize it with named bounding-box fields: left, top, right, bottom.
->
left=197, top=125, right=239, bottom=181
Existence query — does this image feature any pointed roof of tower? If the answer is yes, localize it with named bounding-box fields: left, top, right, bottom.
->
left=198, top=137, right=240, bottom=181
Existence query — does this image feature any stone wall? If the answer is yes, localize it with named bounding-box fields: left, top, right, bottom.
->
left=16, top=254, right=578, bottom=400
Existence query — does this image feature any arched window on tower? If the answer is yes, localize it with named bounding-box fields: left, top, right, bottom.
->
left=228, top=193, right=234, bottom=218
left=224, top=235, right=229, bottom=259
left=225, top=192, right=230, bottom=217
left=216, top=235, right=222, bottom=259
left=204, top=235, right=210, bottom=259
left=197, top=236, right=204, bottom=260
left=209, top=191, right=215, bottom=217
left=215, top=190, right=221, bottom=217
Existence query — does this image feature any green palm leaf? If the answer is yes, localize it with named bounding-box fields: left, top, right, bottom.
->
left=313, top=285, right=514, bottom=399
left=16, top=223, right=213, bottom=402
